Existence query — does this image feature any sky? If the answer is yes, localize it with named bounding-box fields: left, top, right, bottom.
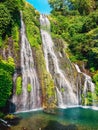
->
left=26, top=0, right=52, bottom=14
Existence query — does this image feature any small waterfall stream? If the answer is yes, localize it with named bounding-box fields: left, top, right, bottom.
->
left=74, top=64, right=95, bottom=105
left=12, top=12, right=41, bottom=112
left=40, top=14, right=78, bottom=107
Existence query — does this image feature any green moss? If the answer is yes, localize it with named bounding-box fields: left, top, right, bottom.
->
left=8, top=56, right=15, bottom=68
left=5, top=114, right=15, bottom=119
left=0, top=57, right=15, bottom=74
left=45, top=73, right=55, bottom=97
left=16, top=76, right=22, bottom=95
left=27, top=83, right=32, bottom=92
left=61, top=88, right=65, bottom=92
left=35, top=45, right=56, bottom=109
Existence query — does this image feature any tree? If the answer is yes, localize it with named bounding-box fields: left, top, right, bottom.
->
left=4, top=0, right=24, bottom=14
left=48, top=0, right=68, bottom=12
left=69, top=0, right=96, bottom=15
left=0, top=4, right=11, bottom=35
left=88, top=48, right=98, bottom=70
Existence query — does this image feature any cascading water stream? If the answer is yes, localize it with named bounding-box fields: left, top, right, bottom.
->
left=12, top=12, right=41, bottom=112
left=74, top=64, right=95, bottom=105
left=40, top=14, right=78, bottom=107
left=11, top=13, right=96, bottom=112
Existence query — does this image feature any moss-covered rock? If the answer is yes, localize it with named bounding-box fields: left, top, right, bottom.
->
left=16, top=76, right=22, bottom=95
left=34, top=45, right=56, bottom=109
left=27, top=83, right=32, bottom=92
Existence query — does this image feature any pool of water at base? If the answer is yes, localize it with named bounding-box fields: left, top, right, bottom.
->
left=11, top=107, right=98, bottom=130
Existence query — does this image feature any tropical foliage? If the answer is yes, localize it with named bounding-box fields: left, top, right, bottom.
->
left=49, top=0, right=98, bottom=71
left=0, top=0, right=23, bottom=113
left=0, top=58, right=15, bottom=108
left=0, top=0, right=24, bottom=39
left=0, top=0, right=98, bottom=113
left=49, top=0, right=98, bottom=105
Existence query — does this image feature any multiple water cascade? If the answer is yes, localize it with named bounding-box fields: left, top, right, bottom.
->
left=11, top=13, right=96, bottom=112
left=40, top=14, right=96, bottom=108
left=40, top=14, right=78, bottom=107
left=12, top=12, right=41, bottom=112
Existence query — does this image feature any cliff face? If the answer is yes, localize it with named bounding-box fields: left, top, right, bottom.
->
left=0, top=2, right=56, bottom=112
left=0, top=1, right=97, bottom=113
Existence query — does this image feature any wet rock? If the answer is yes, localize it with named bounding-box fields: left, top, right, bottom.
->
left=0, top=118, right=11, bottom=130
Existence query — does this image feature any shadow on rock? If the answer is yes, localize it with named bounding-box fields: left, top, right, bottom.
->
left=6, top=116, right=22, bottom=126
left=43, top=120, right=78, bottom=130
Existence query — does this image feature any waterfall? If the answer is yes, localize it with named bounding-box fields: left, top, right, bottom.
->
left=12, top=12, right=41, bottom=112
left=40, top=14, right=78, bottom=107
left=11, top=13, right=96, bottom=112
left=74, top=64, right=95, bottom=105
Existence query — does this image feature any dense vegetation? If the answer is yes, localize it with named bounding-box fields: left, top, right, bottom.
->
left=0, top=0, right=98, bottom=116
left=0, top=0, right=24, bottom=39
left=0, top=0, right=24, bottom=114
left=0, top=57, right=15, bottom=108
left=49, top=0, right=98, bottom=105
left=49, top=0, right=98, bottom=70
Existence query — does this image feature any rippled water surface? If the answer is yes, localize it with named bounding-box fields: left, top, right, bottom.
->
left=12, top=107, right=98, bottom=130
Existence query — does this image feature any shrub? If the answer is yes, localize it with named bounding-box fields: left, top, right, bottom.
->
left=0, top=69, right=12, bottom=108
left=93, top=73, right=98, bottom=83
left=16, top=76, right=22, bottom=95
left=82, top=17, right=97, bottom=32
left=0, top=57, right=15, bottom=74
